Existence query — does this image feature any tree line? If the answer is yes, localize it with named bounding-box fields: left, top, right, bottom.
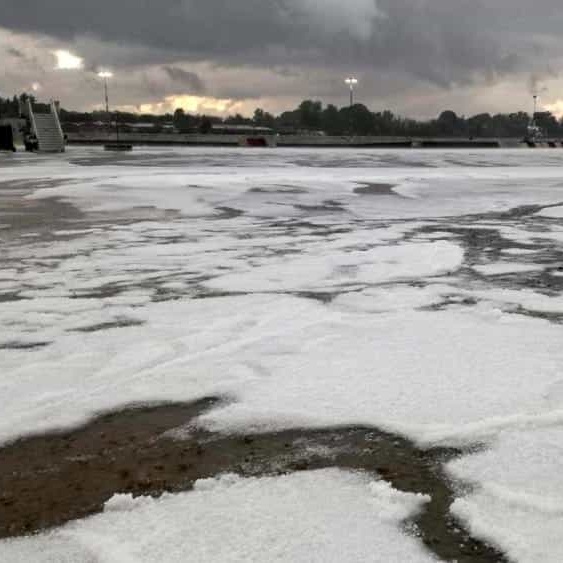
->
left=2, top=93, right=562, bottom=138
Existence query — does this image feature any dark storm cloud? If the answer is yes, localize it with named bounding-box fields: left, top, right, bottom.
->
left=0, top=0, right=562, bottom=87
left=162, top=66, right=205, bottom=94
left=6, top=47, right=25, bottom=58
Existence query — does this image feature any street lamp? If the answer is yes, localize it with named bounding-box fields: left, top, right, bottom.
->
left=345, top=77, right=358, bottom=107
left=97, top=71, right=113, bottom=115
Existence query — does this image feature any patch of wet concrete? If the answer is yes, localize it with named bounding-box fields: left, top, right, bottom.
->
left=266, top=219, right=353, bottom=237
left=69, top=285, right=125, bottom=300
left=0, top=398, right=507, bottom=562
left=213, top=206, right=245, bottom=220
left=0, top=341, right=51, bottom=351
left=507, top=307, right=563, bottom=324
left=294, top=201, right=346, bottom=213
left=421, top=295, right=479, bottom=312
left=249, top=186, right=308, bottom=194
left=0, top=196, right=84, bottom=238
left=292, top=290, right=339, bottom=304
left=353, top=182, right=398, bottom=196
left=0, top=292, right=28, bottom=303
left=70, top=318, right=145, bottom=333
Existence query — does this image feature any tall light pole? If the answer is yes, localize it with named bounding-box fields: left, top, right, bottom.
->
left=98, top=71, right=113, bottom=137
left=98, top=71, right=113, bottom=115
left=345, top=77, right=358, bottom=107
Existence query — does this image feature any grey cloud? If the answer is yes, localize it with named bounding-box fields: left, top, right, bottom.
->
left=1, top=0, right=563, bottom=106
left=7, top=47, right=25, bottom=58
left=162, top=66, right=205, bottom=94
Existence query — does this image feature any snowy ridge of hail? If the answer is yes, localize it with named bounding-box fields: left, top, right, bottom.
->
left=1, top=146, right=563, bottom=562
left=0, top=470, right=437, bottom=563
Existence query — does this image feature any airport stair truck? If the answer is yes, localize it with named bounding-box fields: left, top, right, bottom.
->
left=26, top=99, right=65, bottom=153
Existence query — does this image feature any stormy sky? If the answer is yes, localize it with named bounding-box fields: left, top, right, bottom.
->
left=1, top=0, right=563, bottom=117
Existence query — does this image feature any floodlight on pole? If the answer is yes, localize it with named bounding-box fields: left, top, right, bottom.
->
left=97, top=71, right=113, bottom=115
left=345, top=77, right=358, bottom=107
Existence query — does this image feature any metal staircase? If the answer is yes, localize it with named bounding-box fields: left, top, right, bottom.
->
left=27, top=99, right=65, bottom=153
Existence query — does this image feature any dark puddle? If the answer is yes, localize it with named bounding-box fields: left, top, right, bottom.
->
left=70, top=285, right=125, bottom=300
left=0, top=292, right=28, bottom=303
left=0, top=341, right=51, bottom=351
left=249, top=186, right=308, bottom=194
left=353, top=182, right=398, bottom=196
left=71, top=318, right=145, bottom=333
left=476, top=269, right=563, bottom=294
left=294, top=201, right=345, bottom=213
left=0, top=398, right=507, bottom=562
left=421, top=295, right=479, bottom=312
left=292, top=290, right=339, bottom=304
left=266, top=219, right=353, bottom=237
left=213, top=206, right=245, bottom=220
left=508, top=307, right=563, bottom=324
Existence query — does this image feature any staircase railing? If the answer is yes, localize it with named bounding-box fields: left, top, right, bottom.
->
left=50, top=100, right=65, bottom=148
left=26, top=98, right=38, bottom=139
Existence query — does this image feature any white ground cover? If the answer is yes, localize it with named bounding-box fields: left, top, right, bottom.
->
left=536, top=204, right=563, bottom=218
left=449, top=427, right=563, bottom=563
left=472, top=263, right=544, bottom=276
left=0, top=469, right=436, bottom=563
left=1, top=147, right=563, bottom=561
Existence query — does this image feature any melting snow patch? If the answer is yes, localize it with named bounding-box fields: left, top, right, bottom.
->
left=0, top=470, right=436, bottom=563
left=449, top=427, right=563, bottom=563
left=536, top=205, right=563, bottom=219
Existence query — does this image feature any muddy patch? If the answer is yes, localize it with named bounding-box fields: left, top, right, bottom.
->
left=0, top=398, right=507, bottom=562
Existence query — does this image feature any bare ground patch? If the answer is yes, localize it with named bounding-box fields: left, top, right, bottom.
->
left=0, top=398, right=506, bottom=562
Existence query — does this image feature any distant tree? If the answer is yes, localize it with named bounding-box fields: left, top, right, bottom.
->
left=173, top=108, right=198, bottom=132
left=298, top=100, right=323, bottom=130
left=173, top=108, right=185, bottom=123
left=253, top=108, right=275, bottom=128
left=466, top=113, right=492, bottom=137
left=340, top=104, right=375, bottom=135
left=199, top=117, right=213, bottom=134
left=321, top=104, right=342, bottom=135
left=277, top=109, right=300, bottom=132
left=437, top=110, right=461, bottom=135
left=225, top=113, right=251, bottom=125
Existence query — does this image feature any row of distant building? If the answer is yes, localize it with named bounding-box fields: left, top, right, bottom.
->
left=63, top=121, right=274, bottom=134
left=61, top=121, right=329, bottom=137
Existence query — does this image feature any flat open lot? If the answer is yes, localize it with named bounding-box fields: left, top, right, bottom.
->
left=1, top=147, right=563, bottom=562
